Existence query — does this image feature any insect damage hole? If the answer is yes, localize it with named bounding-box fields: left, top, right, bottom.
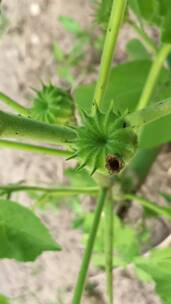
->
left=106, top=155, right=123, bottom=174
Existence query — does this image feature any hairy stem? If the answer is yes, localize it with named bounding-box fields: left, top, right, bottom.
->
left=104, top=197, right=113, bottom=304
left=0, top=184, right=99, bottom=196
left=0, top=139, right=72, bottom=157
left=127, top=20, right=157, bottom=54
left=92, top=0, right=127, bottom=110
left=0, top=110, right=76, bottom=145
left=72, top=188, right=108, bottom=304
left=137, top=44, right=171, bottom=110
left=127, top=97, right=171, bottom=128
left=0, top=92, right=29, bottom=116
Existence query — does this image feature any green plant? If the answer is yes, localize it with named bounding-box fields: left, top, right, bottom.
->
left=53, top=15, right=103, bottom=86
left=1, top=0, right=171, bottom=303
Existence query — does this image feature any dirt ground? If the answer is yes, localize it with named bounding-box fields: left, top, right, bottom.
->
left=0, top=1, right=171, bottom=303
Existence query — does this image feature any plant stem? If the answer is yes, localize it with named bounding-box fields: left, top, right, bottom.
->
left=104, top=197, right=113, bottom=304
left=137, top=44, right=171, bottom=110
left=125, top=194, right=171, bottom=221
left=0, top=92, right=29, bottom=116
left=92, top=0, right=127, bottom=110
left=0, top=110, right=77, bottom=145
left=127, top=20, right=158, bottom=54
left=127, top=97, right=171, bottom=128
left=0, top=184, right=99, bottom=196
left=0, top=139, right=72, bottom=157
left=72, top=188, right=108, bottom=304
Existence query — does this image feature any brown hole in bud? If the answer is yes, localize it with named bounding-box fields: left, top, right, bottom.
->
left=106, top=155, right=123, bottom=174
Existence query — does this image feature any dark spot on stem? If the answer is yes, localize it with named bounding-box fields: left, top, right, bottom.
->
left=105, top=155, right=123, bottom=174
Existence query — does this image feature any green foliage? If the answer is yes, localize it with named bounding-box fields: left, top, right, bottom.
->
left=113, top=215, right=141, bottom=265
left=0, top=199, right=61, bottom=261
left=54, top=15, right=102, bottom=86
left=0, top=295, right=10, bottom=304
left=74, top=59, right=171, bottom=149
left=129, top=0, right=160, bottom=24
left=94, top=0, right=113, bottom=27
left=1, top=1, right=171, bottom=303
left=71, top=106, right=137, bottom=175
left=129, top=0, right=171, bottom=43
left=160, top=192, right=171, bottom=204
left=58, top=16, right=83, bottom=34
left=74, top=208, right=143, bottom=268
left=74, top=60, right=153, bottom=113
left=65, top=167, right=97, bottom=188
left=30, top=84, right=75, bottom=125
left=128, top=194, right=171, bottom=221
left=126, top=39, right=150, bottom=60
left=135, top=248, right=171, bottom=304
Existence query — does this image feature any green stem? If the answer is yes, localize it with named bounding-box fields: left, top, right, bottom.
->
left=0, top=110, right=76, bottom=145
left=72, top=188, right=108, bottom=304
left=92, top=0, right=127, bottom=110
left=137, top=44, right=171, bottom=110
left=0, top=184, right=99, bottom=196
left=125, top=194, right=171, bottom=221
left=0, top=92, right=29, bottom=116
left=0, top=139, right=72, bottom=157
left=104, top=197, right=113, bottom=304
left=127, top=97, right=171, bottom=128
left=127, top=20, right=158, bottom=54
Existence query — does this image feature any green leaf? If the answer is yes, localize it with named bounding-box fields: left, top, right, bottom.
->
left=114, top=215, right=140, bottom=265
left=126, top=39, right=150, bottom=60
left=58, top=16, right=82, bottom=35
left=139, top=81, right=171, bottom=148
left=53, top=42, right=65, bottom=61
left=130, top=0, right=160, bottom=23
left=0, top=295, right=10, bottom=304
left=0, top=199, right=61, bottom=261
left=129, top=0, right=171, bottom=43
left=74, top=60, right=153, bottom=113
left=135, top=248, right=171, bottom=304
left=94, top=0, right=113, bottom=28
left=161, top=8, right=171, bottom=43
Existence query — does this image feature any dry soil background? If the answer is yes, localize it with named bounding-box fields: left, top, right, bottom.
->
left=0, top=1, right=171, bottom=303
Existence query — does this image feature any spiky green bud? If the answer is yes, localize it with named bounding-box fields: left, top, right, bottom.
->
left=30, top=84, right=75, bottom=125
left=71, top=106, right=138, bottom=176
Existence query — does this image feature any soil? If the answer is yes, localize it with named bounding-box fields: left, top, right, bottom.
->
left=0, top=1, right=171, bottom=303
